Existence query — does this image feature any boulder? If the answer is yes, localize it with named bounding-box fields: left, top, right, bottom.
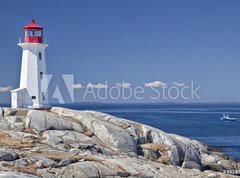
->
left=90, top=119, right=137, bottom=155
left=51, top=107, right=138, bottom=155
left=54, top=161, right=117, bottom=177
left=36, top=169, right=54, bottom=178
left=140, top=124, right=208, bottom=168
left=30, top=156, right=57, bottom=168
left=26, top=110, right=84, bottom=133
left=42, top=130, right=96, bottom=151
left=58, top=158, right=72, bottom=166
left=35, top=160, right=44, bottom=168
left=4, top=116, right=25, bottom=131
left=141, top=125, right=183, bottom=165
left=182, top=148, right=203, bottom=170
left=182, top=161, right=204, bottom=171
left=0, top=149, right=18, bottom=161
left=0, top=171, right=40, bottom=178
left=201, top=153, right=236, bottom=172
left=13, top=158, right=29, bottom=167
left=0, top=120, right=10, bottom=130
left=6, top=131, right=37, bottom=139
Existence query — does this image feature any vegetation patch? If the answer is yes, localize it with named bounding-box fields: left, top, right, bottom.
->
left=0, top=131, right=36, bottom=149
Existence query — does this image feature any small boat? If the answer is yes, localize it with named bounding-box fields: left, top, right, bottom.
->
left=220, top=113, right=237, bottom=121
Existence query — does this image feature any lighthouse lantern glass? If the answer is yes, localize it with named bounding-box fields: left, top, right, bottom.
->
left=25, top=30, right=42, bottom=37
left=24, top=29, right=43, bottom=43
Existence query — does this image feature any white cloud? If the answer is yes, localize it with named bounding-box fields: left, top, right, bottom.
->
left=0, top=86, right=12, bottom=93
left=172, top=82, right=185, bottom=87
left=116, top=82, right=131, bottom=88
left=72, top=83, right=83, bottom=89
left=87, top=83, right=108, bottom=89
left=144, top=81, right=166, bottom=87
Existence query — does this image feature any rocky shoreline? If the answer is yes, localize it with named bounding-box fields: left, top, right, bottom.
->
left=0, top=107, right=238, bottom=177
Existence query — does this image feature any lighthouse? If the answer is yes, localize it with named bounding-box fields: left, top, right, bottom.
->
left=11, top=20, right=49, bottom=108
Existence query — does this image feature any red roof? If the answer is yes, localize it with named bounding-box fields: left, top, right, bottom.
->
left=24, top=20, right=43, bottom=30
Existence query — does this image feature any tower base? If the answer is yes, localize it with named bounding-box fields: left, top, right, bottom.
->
left=11, top=87, right=49, bottom=109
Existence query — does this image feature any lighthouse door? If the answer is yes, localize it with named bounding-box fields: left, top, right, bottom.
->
left=15, top=89, right=26, bottom=108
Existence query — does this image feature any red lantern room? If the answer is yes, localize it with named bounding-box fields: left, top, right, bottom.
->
left=24, top=20, right=43, bottom=43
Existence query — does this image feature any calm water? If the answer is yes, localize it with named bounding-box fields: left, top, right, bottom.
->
left=61, top=103, right=240, bottom=160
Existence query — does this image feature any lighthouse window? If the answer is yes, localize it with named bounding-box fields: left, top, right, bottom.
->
left=42, top=92, right=45, bottom=101
left=35, top=30, right=41, bottom=37
left=26, top=30, right=35, bottom=37
left=31, top=96, right=36, bottom=100
left=40, top=72, right=43, bottom=79
left=25, top=30, right=42, bottom=37
left=39, top=52, right=42, bottom=60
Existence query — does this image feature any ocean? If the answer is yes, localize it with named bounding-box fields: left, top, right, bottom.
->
left=61, top=103, right=240, bottom=160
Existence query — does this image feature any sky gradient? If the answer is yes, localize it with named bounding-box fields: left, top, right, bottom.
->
left=0, top=0, right=240, bottom=103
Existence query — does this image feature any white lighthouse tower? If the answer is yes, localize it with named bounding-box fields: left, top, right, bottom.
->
left=11, top=20, right=49, bottom=108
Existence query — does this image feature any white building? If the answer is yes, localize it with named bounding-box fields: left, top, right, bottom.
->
left=11, top=20, right=49, bottom=108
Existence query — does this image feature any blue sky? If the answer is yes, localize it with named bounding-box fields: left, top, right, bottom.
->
left=0, top=0, right=240, bottom=103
